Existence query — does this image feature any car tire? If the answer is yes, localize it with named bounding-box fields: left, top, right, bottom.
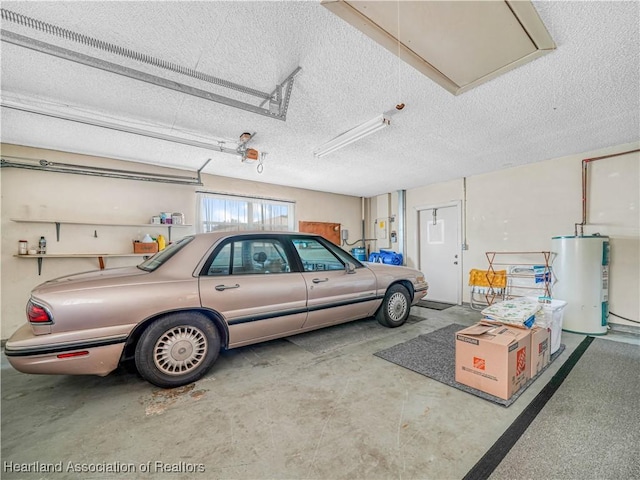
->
left=376, top=284, right=411, bottom=328
left=135, top=312, right=220, bottom=388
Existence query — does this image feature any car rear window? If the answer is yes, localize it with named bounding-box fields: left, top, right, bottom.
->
left=137, top=236, right=194, bottom=272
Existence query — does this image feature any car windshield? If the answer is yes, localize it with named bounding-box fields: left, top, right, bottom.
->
left=137, top=236, right=194, bottom=272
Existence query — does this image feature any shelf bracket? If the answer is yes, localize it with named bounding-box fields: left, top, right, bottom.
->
left=55, top=222, right=61, bottom=241
left=37, top=257, right=43, bottom=276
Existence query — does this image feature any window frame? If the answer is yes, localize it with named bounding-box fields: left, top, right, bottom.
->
left=199, top=234, right=299, bottom=277
left=290, top=235, right=365, bottom=272
left=196, top=192, right=295, bottom=233
left=199, top=234, right=364, bottom=277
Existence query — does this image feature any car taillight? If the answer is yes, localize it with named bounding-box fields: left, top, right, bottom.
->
left=27, top=301, right=51, bottom=324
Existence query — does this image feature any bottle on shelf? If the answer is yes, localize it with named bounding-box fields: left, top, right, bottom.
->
left=38, top=236, right=47, bottom=255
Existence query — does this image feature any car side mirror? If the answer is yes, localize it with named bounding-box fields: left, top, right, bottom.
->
left=345, top=262, right=356, bottom=274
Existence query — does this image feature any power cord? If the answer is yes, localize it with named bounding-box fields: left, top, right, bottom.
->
left=610, top=311, right=640, bottom=324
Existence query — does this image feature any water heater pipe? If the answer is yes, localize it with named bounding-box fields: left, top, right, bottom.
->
left=574, top=148, right=640, bottom=236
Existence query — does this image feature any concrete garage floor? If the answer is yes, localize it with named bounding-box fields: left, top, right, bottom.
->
left=1, top=306, right=587, bottom=480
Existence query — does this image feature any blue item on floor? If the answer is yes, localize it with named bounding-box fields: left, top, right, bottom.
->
left=368, top=250, right=403, bottom=265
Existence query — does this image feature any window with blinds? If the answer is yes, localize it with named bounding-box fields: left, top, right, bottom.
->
left=196, top=192, right=295, bottom=233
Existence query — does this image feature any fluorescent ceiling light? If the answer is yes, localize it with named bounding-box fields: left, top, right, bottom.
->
left=313, top=114, right=391, bottom=158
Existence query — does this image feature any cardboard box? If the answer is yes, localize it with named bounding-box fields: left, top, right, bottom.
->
left=455, top=322, right=531, bottom=400
left=133, top=241, right=158, bottom=254
left=530, top=326, right=551, bottom=378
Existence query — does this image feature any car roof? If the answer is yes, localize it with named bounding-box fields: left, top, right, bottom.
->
left=185, top=231, right=325, bottom=257
left=192, top=231, right=323, bottom=241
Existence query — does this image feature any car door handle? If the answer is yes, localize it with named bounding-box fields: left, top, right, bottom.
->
left=312, top=278, right=329, bottom=283
left=215, top=284, right=240, bottom=291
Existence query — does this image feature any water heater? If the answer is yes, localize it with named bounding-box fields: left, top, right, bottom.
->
left=551, top=235, right=610, bottom=335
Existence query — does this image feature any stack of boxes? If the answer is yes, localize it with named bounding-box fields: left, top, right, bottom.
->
left=454, top=317, right=551, bottom=401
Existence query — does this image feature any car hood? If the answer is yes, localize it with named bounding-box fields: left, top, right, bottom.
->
left=33, top=266, right=148, bottom=295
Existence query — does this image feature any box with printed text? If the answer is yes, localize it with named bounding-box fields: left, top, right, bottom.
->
left=133, top=241, right=158, bottom=254
left=529, top=326, right=551, bottom=377
left=455, top=322, right=531, bottom=400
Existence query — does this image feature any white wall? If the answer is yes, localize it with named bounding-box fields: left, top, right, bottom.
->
left=1, top=144, right=363, bottom=339
left=3, top=142, right=637, bottom=337
left=400, top=142, right=639, bottom=327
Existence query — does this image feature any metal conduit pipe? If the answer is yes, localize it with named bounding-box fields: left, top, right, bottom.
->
left=0, top=156, right=211, bottom=186
left=397, top=189, right=406, bottom=264
left=361, top=197, right=366, bottom=248
left=574, top=148, right=640, bottom=236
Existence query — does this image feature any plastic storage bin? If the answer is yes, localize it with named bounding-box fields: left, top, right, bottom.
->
left=527, top=297, right=567, bottom=354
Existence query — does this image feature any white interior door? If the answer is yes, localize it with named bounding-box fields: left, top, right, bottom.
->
left=418, top=205, right=461, bottom=304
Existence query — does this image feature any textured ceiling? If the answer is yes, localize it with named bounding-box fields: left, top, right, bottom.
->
left=1, top=1, right=638, bottom=197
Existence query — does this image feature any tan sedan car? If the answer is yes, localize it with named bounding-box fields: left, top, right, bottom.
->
left=5, top=232, right=428, bottom=388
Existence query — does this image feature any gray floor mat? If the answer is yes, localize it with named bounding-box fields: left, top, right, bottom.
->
left=286, top=315, right=426, bottom=355
left=374, top=323, right=565, bottom=407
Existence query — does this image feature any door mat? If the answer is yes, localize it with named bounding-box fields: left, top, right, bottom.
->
left=286, top=315, right=426, bottom=355
left=415, top=300, right=455, bottom=311
left=374, top=323, right=566, bottom=407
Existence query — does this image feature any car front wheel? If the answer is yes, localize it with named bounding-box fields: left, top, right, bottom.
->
left=135, top=312, right=220, bottom=388
left=376, top=284, right=411, bottom=328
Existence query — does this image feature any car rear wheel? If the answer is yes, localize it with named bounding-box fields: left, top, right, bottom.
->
left=376, top=284, right=411, bottom=328
left=135, top=312, right=220, bottom=388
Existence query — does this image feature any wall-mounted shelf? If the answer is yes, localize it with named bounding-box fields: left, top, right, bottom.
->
left=10, top=218, right=193, bottom=242
left=14, top=253, right=152, bottom=275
